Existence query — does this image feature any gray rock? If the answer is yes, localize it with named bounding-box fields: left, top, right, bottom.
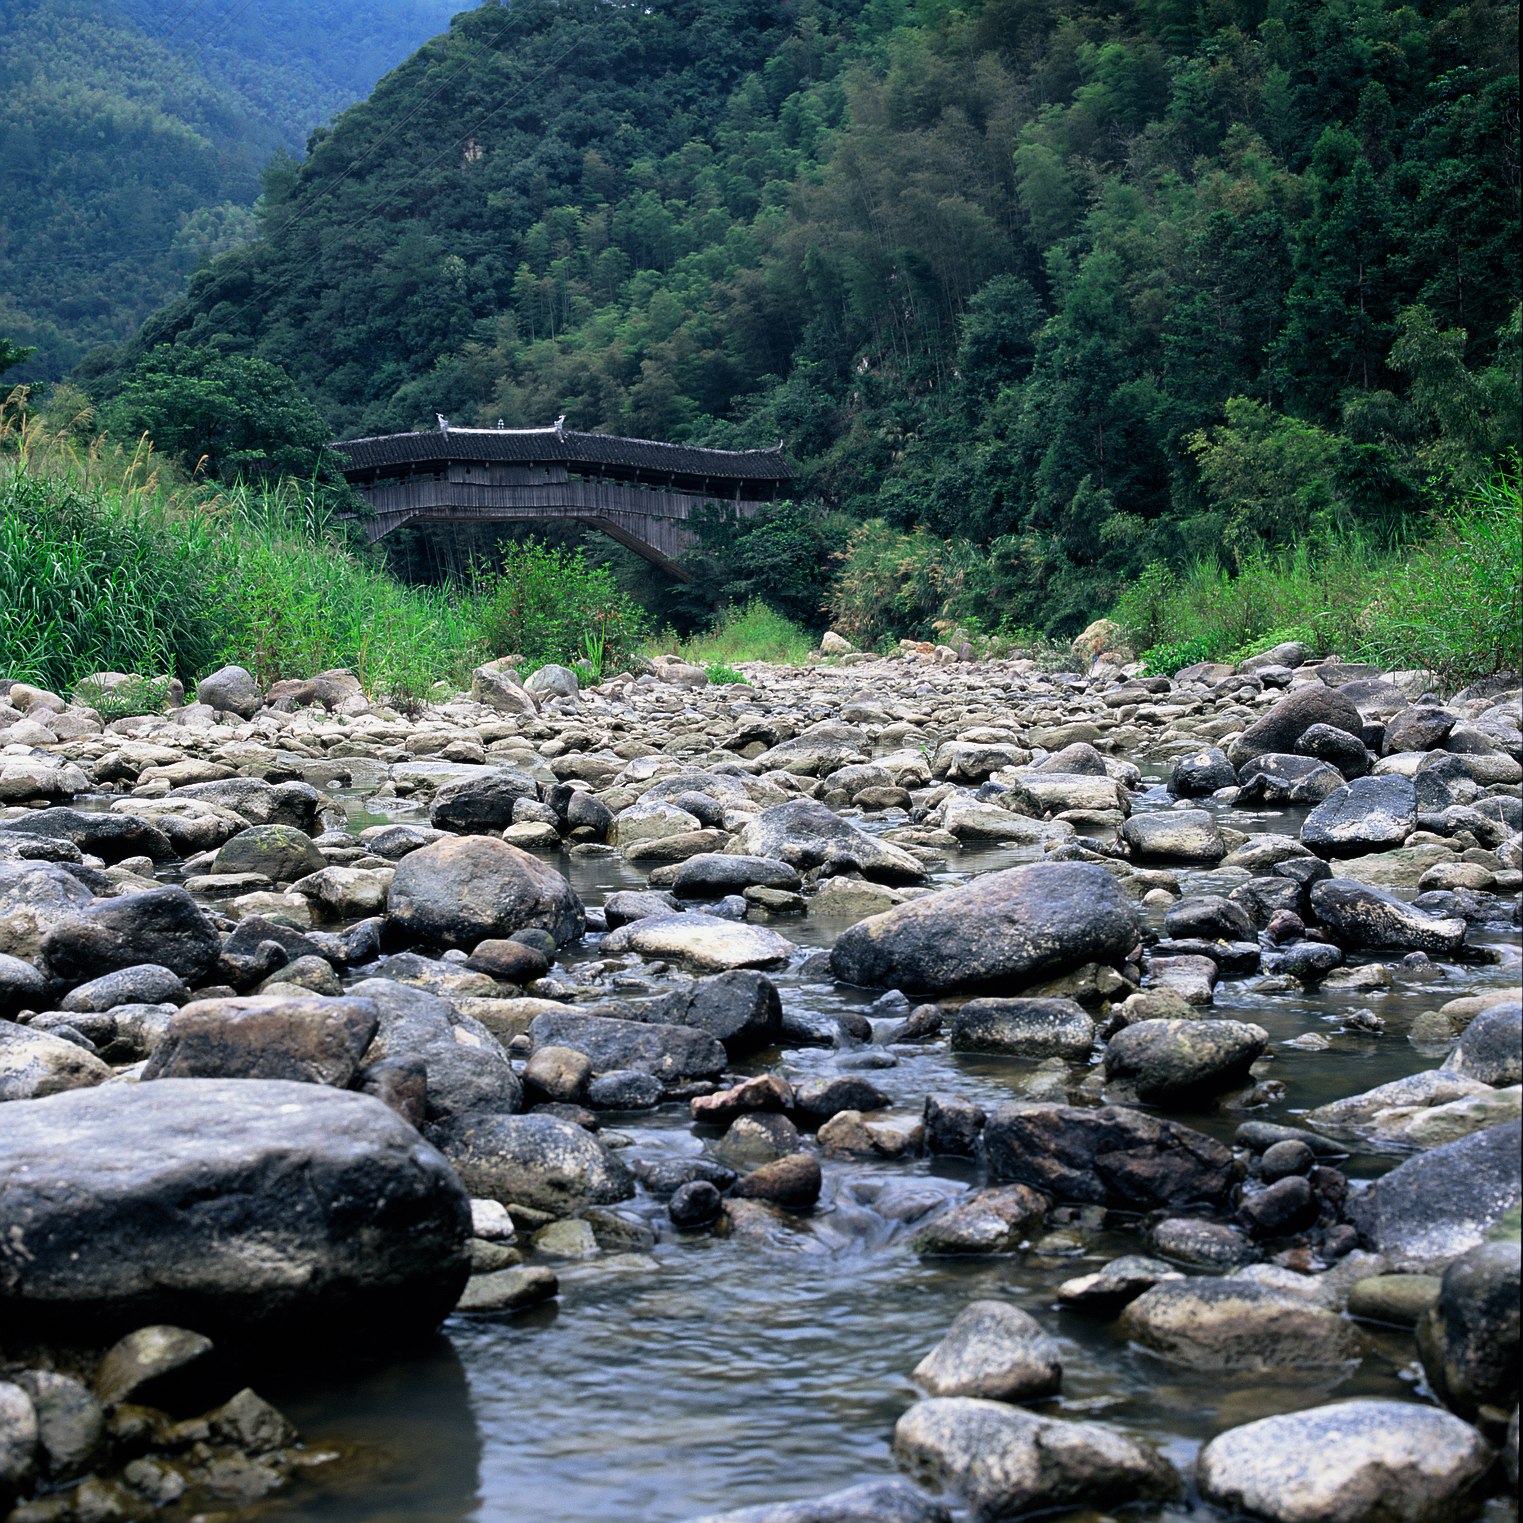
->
left=910, top=1186, right=1049, bottom=1255
left=949, top=997, right=1095, bottom=1059
left=737, top=801, right=926, bottom=883
left=461, top=938, right=550, bottom=984
left=683, top=1480, right=952, bottom=1523
left=1416, top=1241, right=1520, bottom=1420
left=429, top=768, right=539, bottom=832
left=983, top=1103, right=1239, bottom=1211
left=142, top=994, right=379, bottom=1087
left=212, top=824, right=326, bottom=882
left=1237, top=753, right=1347, bottom=804
left=1386, top=705, right=1460, bottom=754
left=632, top=1158, right=738, bottom=1197
left=1303, top=1070, right=1492, bottom=1134
left=470, top=665, right=539, bottom=716
left=41, top=885, right=222, bottom=985
left=647, top=969, right=784, bottom=1056
left=93, top=1324, right=216, bottom=1408
left=0, top=862, right=129, bottom=966
left=1347, top=1119, right=1521, bottom=1271
left=671, top=853, right=802, bottom=896
left=1309, top=879, right=1466, bottom=954
left=1118, top=1278, right=1358, bottom=1369
left=0, top=1022, right=111, bottom=1100
left=208, top=1387, right=298, bottom=1454
left=1301, top=775, right=1418, bottom=857
left=1103, top=1019, right=1269, bottom=1103
left=0, top=952, right=47, bottom=1018
left=830, top=862, right=1139, bottom=996
left=1196, top=1399, right=1491, bottom=1523
left=1165, top=894, right=1255, bottom=943
left=1056, top=1255, right=1183, bottom=1311
left=602, top=890, right=680, bottom=928
left=1120, top=810, right=1226, bottom=862
left=196, top=664, right=263, bottom=719
left=668, top=1179, right=723, bottom=1230
left=352, top=978, right=522, bottom=1119
left=1228, top=684, right=1364, bottom=770
left=1346, top=1274, right=1442, bottom=1327
left=529, top=1011, right=726, bottom=1086
left=893, top=1397, right=1180, bottom=1521
left=0, top=806, right=172, bottom=863
left=428, top=1112, right=633, bottom=1217
left=173, top=777, right=321, bottom=832
left=60, top=963, right=189, bottom=1013
left=1443, top=1000, right=1521, bottom=1087
left=911, top=1300, right=1062, bottom=1401
left=1295, top=722, right=1371, bottom=778
left=585, top=1070, right=664, bottom=1109
left=13, top=1371, right=102, bottom=1482
left=922, top=1094, right=985, bottom=1156
left=1150, top=1217, right=1257, bottom=1268
left=455, top=1264, right=559, bottom=1312
left=0, top=1080, right=471, bottom=1349
left=1238, top=1175, right=1321, bottom=1237
left=385, top=835, right=584, bottom=949
left=0, top=1382, right=37, bottom=1505
left=524, top=663, right=581, bottom=699
left=793, top=1074, right=892, bottom=1119
left=1167, top=748, right=1237, bottom=798
left=1260, top=1138, right=1315, bottom=1181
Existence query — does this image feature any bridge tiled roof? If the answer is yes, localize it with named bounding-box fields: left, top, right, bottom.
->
left=332, top=424, right=793, bottom=482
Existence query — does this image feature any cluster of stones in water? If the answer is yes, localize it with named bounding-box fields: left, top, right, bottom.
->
left=0, top=644, right=1518, bottom=1521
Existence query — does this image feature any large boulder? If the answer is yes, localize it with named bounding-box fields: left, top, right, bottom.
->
left=0, top=1023, right=111, bottom=1101
left=983, top=1103, right=1238, bottom=1211
left=1167, top=748, right=1237, bottom=798
left=528, top=1011, right=726, bottom=1086
left=1443, top=1000, right=1521, bottom=1087
left=428, top=769, right=539, bottom=833
left=1308, top=879, right=1466, bottom=954
left=352, top=978, right=522, bottom=1120
left=0, top=862, right=94, bottom=964
left=40, top=887, right=222, bottom=985
left=736, top=801, right=926, bottom=884
left=171, top=777, right=320, bottom=832
left=142, top=995, right=379, bottom=1088
left=212, top=825, right=326, bottom=883
left=949, top=998, right=1095, bottom=1060
left=646, top=970, right=784, bottom=1056
left=1120, top=809, right=1226, bottom=862
left=1348, top=1119, right=1521, bottom=1271
left=1196, top=1400, right=1492, bottom=1523
left=1227, top=684, right=1363, bottom=770
left=0, top=807, right=172, bottom=864
left=1301, top=775, right=1418, bottom=857
left=1416, top=1241, right=1520, bottom=1420
left=427, top=1112, right=633, bottom=1217
left=385, top=836, right=584, bottom=949
left=196, top=665, right=263, bottom=719
left=911, top=1301, right=1063, bottom=1402
left=0, top=1080, right=471, bottom=1349
left=600, top=912, right=794, bottom=972
left=1103, top=1019, right=1269, bottom=1104
left=470, top=665, right=538, bottom=715
left=829, top=863, right=1139, bottom=996
left=893, top=1398, right=1179, bottom=1520
left=1236, top=754, right=1346, bottom=805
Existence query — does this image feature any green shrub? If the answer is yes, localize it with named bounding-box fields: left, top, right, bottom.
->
left=677, top=598, right=815, bottom=666
left=704, top=663, right=746, bottom=684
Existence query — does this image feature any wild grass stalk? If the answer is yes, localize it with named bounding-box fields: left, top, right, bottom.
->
left=676, top=599, right=816, bottom=666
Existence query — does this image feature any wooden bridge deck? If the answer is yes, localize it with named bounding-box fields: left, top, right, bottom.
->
left=332, top=424, right=792, bottom=581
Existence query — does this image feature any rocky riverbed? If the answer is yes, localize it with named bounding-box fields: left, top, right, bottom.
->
left=0, top=638, right=1518, bottom=1523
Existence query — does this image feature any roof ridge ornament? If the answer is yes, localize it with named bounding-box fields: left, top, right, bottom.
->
left=436, top=413, right=449, bottom=434
left=554, top=414, right=565, bottom=439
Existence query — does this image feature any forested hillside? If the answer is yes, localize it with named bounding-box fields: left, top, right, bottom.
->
left=83, top=0, right=1521, bottom=638
left=0, top=0, right=460, bottom=381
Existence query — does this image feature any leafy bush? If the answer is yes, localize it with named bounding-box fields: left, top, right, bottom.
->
left=677, top=599, right=815, bottom=667
left=704, top=663, right=746, bottom=684
left=825, top=522, right=987, bottom=647
left=72, top=673, right=176, bottom=719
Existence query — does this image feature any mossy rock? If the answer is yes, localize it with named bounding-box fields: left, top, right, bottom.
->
left=213, top=825, right=325, bottom=883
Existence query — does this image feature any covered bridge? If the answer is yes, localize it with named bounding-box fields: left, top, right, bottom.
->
left=331, top=420, right=794, bottom=580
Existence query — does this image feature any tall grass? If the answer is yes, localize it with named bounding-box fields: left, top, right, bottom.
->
left=677, top=599, right=816, bottom=667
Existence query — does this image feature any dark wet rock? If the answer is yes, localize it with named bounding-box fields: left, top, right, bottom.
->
left=1227, top=684, right=1364, bottom=770
left=1236, top=753, right=1347, bottom=804
left=1309, top=879, right=1466, bottom=954
left=0, top=952, right=47, bottom=1018
left=603, top=889, right=680, bottom=928
left=949, top=997, right=1095, bottom=1059
left=428, top=768, right=538, bottom=832
left=631, top=1157, right=738, bottom=1197
left=1275, top=940, right=1345, bottom=982
left=1056, top=1255, right=1183, bottom=1312
left=1230, top=876, right=1308, bottom=927
left=1121, top=809, right=1226, bottom=861
left=984, top=1103, right=1238, bottom=1211
left=353, top=977, right=523, bottom=1119
left=671, top=854, right=802, bottom=896
left=922, top=1094, right=986, bottom=1157
left=586, top=1069, right=664, bottom=1109
left=41, top=886, right=222, bottom=985
left=214, top=914, right=332, bottom=989
left=358, top=822, right=448, bottom=860
left=718, top=1112, right=801, bottom=1167
left=208, top=1386, right=298, bottom=1454
left=1164, top=895, right=1255, bottom=943
left=647, top=969, right=784, bottom=1056
left=910, top=1185, right=1049, bottom=1255
left=1260, top=1139, right=1315, bottom=1181
left=565, top=790, right=615, bottom=839
left=911, top=1300, right=1062, bottom=1402
left=893, top=1397, right=1180, bottom=1521
left=830, top=862, right=1139, bottom=996
left=1416, top=1241, right=1520, bottom=1420
left=462, top=938, right=550, bottom=984
left=1196, top=1399, right=1491, bottom=1523
left=455, top=1264, right=559, bottom=1313
left=732, top=1153, right=822, bottom=1209
left=0, top=1022, right=111, bottom=1099
left=1348, top=1119, right=1521, bottom=1271
left=1151, top=938, right=1260, bottom=976
left=0, top=807, right=172, bottom=864
left=684, top=1479, right=953, bottom=1523
left=668, top=1179, right=723, bottom=1230
left=386, top=835, right=584, bottom=949
left=1236, top=1120, right=1347, bottom=1158
left=0, top=1080, right=471, bottom=1349
left=793, top=1073, right=892, bottom=1120
left=60, top=963, right=189, bottom=1013
left=1118, top=1278, right=1358, bottom=1369
left=1301, top=775, right=1417, bottom=857
left=890, top=1004, right=944, bottom=1042
left=1442, top=999, right=1521, bottom=1086
left=355, top=1053, right=428, bottom=1127
left=12, top=1370, right=103, bottom=1482
left=212, top=825, right=325, bottom=883
left=1238, top=1176, right=1320, bottom=1238
left=1295, top=722, right=1371, bottom=778
left=1104, top=1019, right=1268, bottom=1104
left=1413, top=754, right=1481, bottom=812
left=1167, top=748, right=1237, bottom=798
left=529, top=1011, right=726, bottom=1087
left=1150, top=1217, right=1257, bottom=1269
left=174, top=777, right=322, bottom=832
left=1274, top=855, right=1334, bottom=890
left=429, top=1111, right=633, bottom=1216
left=142, top=994, right=378, bottom=1087
left=737, top=801, right=926, bottom=884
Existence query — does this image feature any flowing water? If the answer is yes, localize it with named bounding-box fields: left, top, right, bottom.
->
left=197, top=768, right=1520, bottom=1522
